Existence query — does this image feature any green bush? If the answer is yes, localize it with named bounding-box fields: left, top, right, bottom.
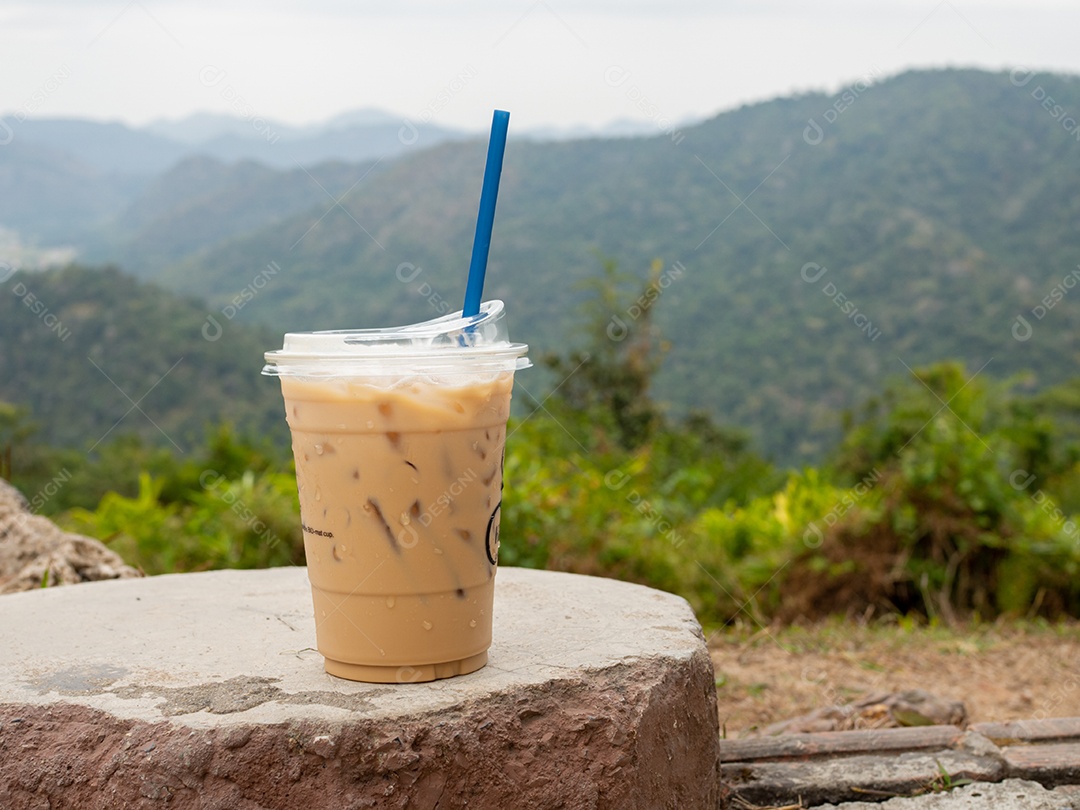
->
left=58, top=428, right=304, bottom=575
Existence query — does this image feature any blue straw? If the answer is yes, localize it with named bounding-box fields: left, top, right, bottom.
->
left=463, top=110, right=510, bottom=318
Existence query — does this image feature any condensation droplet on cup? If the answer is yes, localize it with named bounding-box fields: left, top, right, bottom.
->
left=422, top=620, right=433, bottom=631
left=315, top=443, right=324, bottom=455
left=315, top=488, right=322, bottom=502
left=469, top=620, right=477, bottom=628
left=386, top=597, right=396, bottom=609
left=332, top=544, right=346, bottom=562
left=320, top=610, right=327, bottom=618
left=433, top=547, right=443, bottom=555
left=400, top=511, right=411, bottom=526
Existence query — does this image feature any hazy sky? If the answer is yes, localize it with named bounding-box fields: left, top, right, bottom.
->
left=3, top=1, right=1079, bottom=132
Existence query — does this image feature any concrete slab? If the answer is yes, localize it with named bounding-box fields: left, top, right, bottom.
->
left=718, top=725, right=966, bottom=762
left=1004, top=742, right=1080, bottom=786
left=722, top=748, right=1004, bottom=808
left=973, top=718, right=1080, bottom=746
left=811, top=778, right=1080, bottom=809
left=0, top=566, right=719, bottom=809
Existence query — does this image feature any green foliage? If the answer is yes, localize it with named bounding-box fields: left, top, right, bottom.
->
left=502, top=256, right=785, bottom=611
left=59, top=430, right=303, bottom=574
left=0, top=402, right=40, bottom=485
left=15, top=352, right=1080, bottom=625
left=791, top=362, right=1080, bottom=621
left=507, top=309, right=1080, bottom=625
left=501, top=413, right=789, bottom=620
left=9, top=257, right=1080, bottom=626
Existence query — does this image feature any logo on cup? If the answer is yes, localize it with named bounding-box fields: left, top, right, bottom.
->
left=485, top=501, right=501, bottom=565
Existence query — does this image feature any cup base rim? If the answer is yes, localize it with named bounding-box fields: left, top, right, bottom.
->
left=323, top=650, right=488, bottom=683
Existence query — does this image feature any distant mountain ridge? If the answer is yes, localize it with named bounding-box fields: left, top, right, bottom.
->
left=2, top=106, right=677, bottom=181
left=0, top=110, right=474, bottom=255
left=144, top=107, right=403, bottom=143
left=2, top=113, right=468, bottom=176
left=0, top=107, right=684, bottom=254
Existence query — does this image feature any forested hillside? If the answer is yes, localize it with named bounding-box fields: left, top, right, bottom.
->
left=140, top=69, right=1080, bottom=461
left=0, top=266, right=285, bottom=450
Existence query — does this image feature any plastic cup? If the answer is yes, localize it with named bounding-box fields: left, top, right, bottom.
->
left=263, top=301, right=529, bottom=682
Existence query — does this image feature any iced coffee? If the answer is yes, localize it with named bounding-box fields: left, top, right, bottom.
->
left=264, top=301, right=528, bottom=682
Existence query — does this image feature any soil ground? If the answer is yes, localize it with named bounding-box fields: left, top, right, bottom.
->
left=707, top=618, right=1080, bottom=737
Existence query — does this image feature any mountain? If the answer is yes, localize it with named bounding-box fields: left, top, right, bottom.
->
left=146, top=107, right=404, bottom=144
left=11, top=119, right=187, bottom=175
left=0, top=266, right=286, bottom=451
left=320, top=108, right=401, bottom=130
left=0, top=140, right=145, bottom=246
left=0, top=111, right=471, bottom=255
left=6, top=69, right=1080, bottom=463
left=91, top=156, right=387, bottom=274
left=0, top=107, right=694, bottom=258
left=6, top=110, right=469, bottom=180
left=144, top=112, right=306, bottom=144
left=186, top=120, right=469, bottom=170
left=141, top=68, right=1080, bottom=462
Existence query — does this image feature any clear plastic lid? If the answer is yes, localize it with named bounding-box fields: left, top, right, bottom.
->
left=262, top=299, right=530, bottom=378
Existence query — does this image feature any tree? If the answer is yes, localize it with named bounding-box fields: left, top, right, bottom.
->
left=0, top=401, right=38, bottom=482
left=538, top=256, right=668, bottom=451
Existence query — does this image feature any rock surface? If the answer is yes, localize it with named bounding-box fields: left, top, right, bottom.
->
left=0, top=566, right=719, bottom=809
left=0, top=477, right=141, bottom=593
